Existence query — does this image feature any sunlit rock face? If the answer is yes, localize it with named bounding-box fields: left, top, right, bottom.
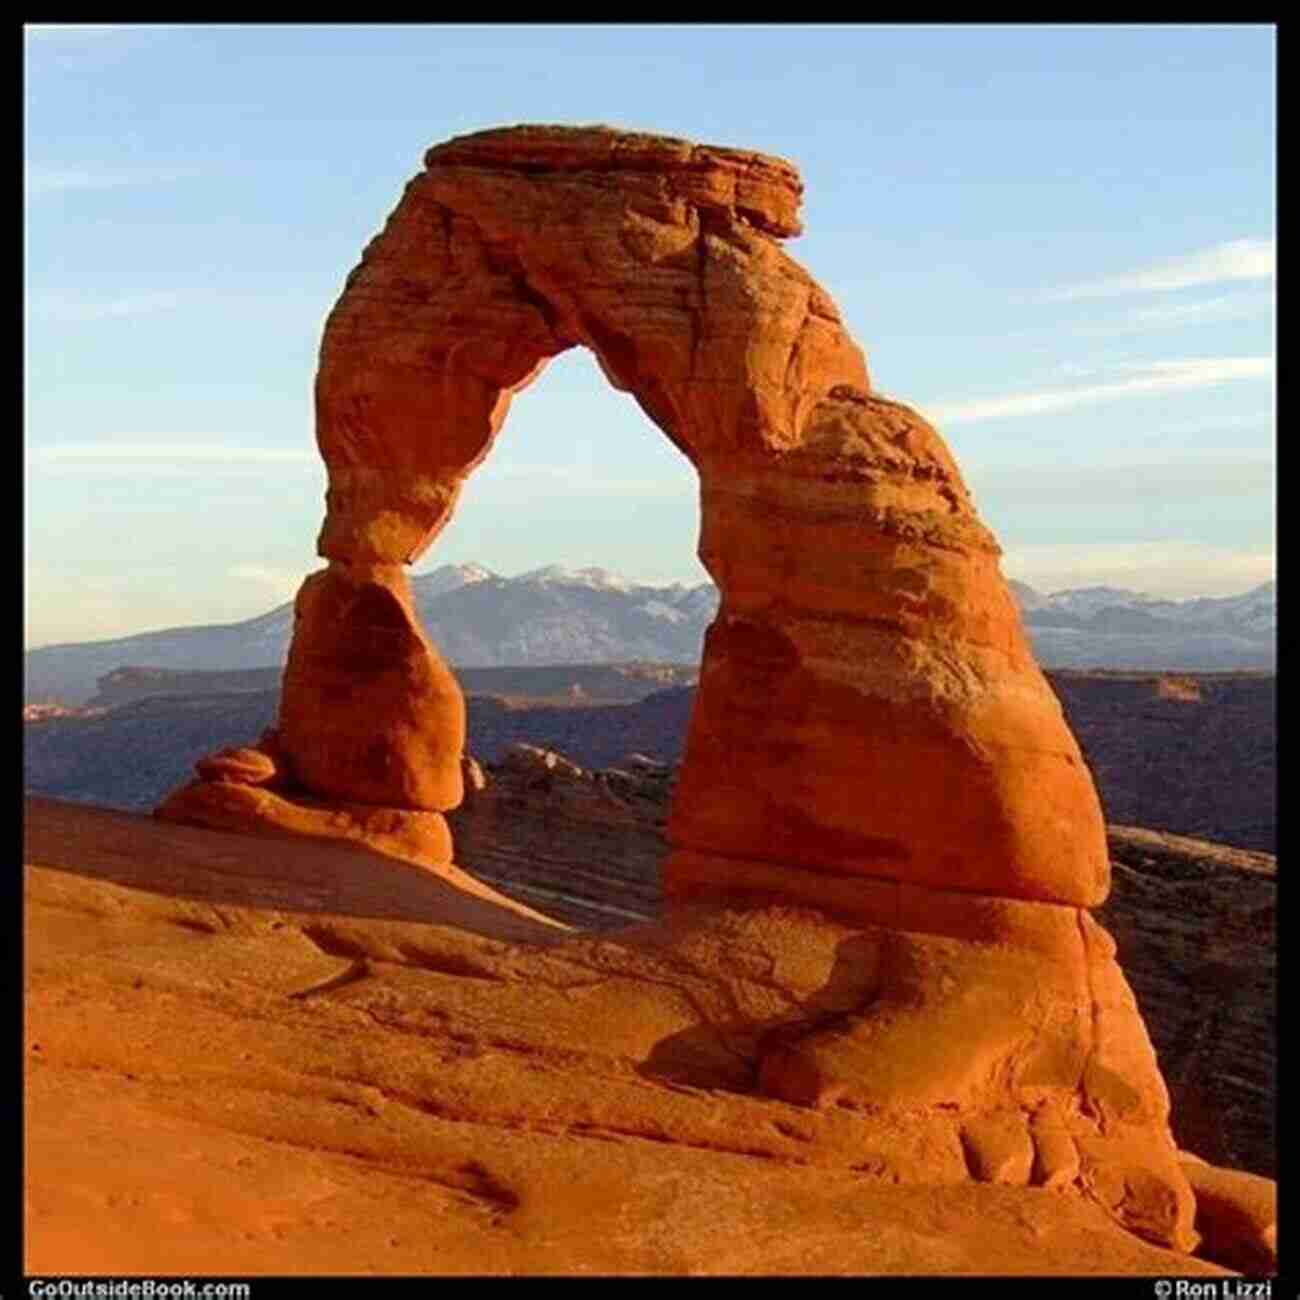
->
left=155, top=126, right=1217, bottom=1255
left=276, top=562, right=465, bottom=814
left=299, top=124, right=1109, bottom=913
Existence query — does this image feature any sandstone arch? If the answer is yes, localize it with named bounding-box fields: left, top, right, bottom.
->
left=159, top=122, right=1120, bottom=930
left=293, top=125, right=1109, bottom=913
left=157, top=127, right=1207, bottom=1252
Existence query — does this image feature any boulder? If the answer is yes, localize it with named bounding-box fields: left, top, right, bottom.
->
left=500, top=744, right=585, bottom=781
left=960, top=1114, right=1036, bottom=1186
left=461, top=754, right=489, bottom=797
left=194, top=746, right=278, bottom=787
left=157, top=777, right=454, bottom=868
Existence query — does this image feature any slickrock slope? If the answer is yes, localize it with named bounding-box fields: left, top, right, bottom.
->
left=26, top=798, right=1236, bottom=1277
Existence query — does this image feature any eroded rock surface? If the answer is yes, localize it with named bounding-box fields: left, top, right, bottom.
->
left=147, top=125, right=1272, bottom=1264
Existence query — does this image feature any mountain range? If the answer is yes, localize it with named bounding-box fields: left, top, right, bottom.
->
left=25, top=564, right=1275, bottom=705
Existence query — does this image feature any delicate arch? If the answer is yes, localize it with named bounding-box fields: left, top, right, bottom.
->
left=290, top=125, right=1109, bottom=914
left=166, top=125, right=1109, bottom=918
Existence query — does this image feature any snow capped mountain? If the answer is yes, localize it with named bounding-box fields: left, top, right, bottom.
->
left=636, top=599, right=688, bottom=624
left=1039, top=586, right=1166, bottom=617
left=1227, top=581, right=1277, bottom=638
left=1009, top=578, right=1276, bottom=670
left=1007, top=580, right=1050, bottom=612
left=518, top=564, right=635, bottom=592
left=1138, top=581, right=1276, bottom=634
left=24, top=565, right=1274, bottom=705
left=1012, top=579, right=1276, bottom=639
left=411, top=563, right=498, bottom=598
left=667, top=584, right=722, bottom=620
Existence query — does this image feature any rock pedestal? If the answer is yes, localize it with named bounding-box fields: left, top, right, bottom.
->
left=153, top=124, right=1251, bottom=1259
left=158, top=562, right=461, bottom=871
left=276, top=562, right=464, bottom=813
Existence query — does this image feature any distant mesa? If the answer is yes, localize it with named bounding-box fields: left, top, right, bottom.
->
left=142, top=124, right=1266, bottom=1264
left=22, top=701, right=105, bottom=724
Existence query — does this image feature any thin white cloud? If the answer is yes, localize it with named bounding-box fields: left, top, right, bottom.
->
left=1045, top=238, right=1275, bottom=301
left=972, top=457, right=1274, bottom=507
left=1002, top=542, right=1275, bottom=601
left=925, top=355, right=1273, bottom=426
left=1114, top=356, right=1271, bottom=377
left=32, top=292, right=183, bottom=324
left=28, top=443, right=319, bottom=480
left=1075, top=290, right=1275, bottom=337
left=25, top=163, right=198, bottom=199
left=1141, top=409, right=1275, bottom=438
left=64, top=503, right=191, bottom=515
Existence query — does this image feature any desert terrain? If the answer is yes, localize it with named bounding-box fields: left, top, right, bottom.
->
left=26, top=798, right=1251, bottom=1276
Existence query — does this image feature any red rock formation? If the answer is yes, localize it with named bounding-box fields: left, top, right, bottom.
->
left=192, top=123, right=1101, bottom=908
left=277, top=563, right=465, bottom=813
left=153, top=125, right=1245, bottom=1257
left=295, top=124, right=1106, bottom=910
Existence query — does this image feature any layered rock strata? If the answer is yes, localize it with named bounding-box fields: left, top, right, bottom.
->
left=153, top=125, right=1259, bottom=1259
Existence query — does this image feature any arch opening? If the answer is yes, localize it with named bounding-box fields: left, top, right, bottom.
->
left=419, top=345, right=709, bottom=930
left=426, top=345, right=707, bottom=597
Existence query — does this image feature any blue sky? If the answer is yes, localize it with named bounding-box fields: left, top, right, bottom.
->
left=24, top=23, right=1275, bottom=647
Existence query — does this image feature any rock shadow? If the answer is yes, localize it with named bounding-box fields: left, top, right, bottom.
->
left=636, top=929, right=886, bottom=1093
